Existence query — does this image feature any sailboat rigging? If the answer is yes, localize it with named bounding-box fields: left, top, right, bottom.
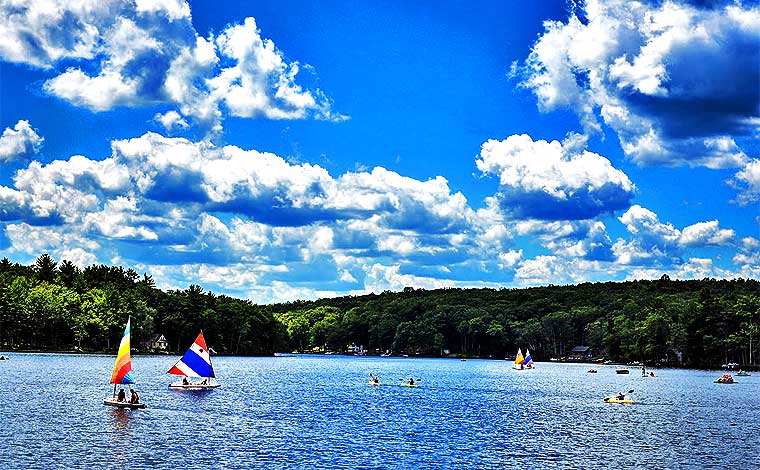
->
left=168, top=331, right=221, bottom=390
left=104, top=318, right=146, bottom=409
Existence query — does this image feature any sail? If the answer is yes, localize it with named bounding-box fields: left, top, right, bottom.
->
left=110, top=318, right=135, bottom=384
left=514, top=348, right=525, bottom=365
left=168, top=331, right=215, bottom=378
left=524, top=349, right=534, bottom=368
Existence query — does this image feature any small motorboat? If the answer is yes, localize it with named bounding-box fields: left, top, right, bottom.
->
left=736, top=371, right=751, bottom=377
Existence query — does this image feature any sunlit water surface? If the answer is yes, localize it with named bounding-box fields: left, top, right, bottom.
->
left=1, top=353, right=758, bottom=469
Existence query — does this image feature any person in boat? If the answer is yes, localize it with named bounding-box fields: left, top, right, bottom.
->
left=615, top=391, right=625, bottom=400
left=129, top=388, right=140, bottom=404
left=649, top=371, right=655, bottom=377
left=370, top=374, right=380, bottom=384
left=201, top=378, right=208, bottom=385
left=641, top=366, right=646, bottom=376
left=408, top=377, right=415, bottom=386
left=116, top=388, right=126, bottom=402
left=520, top=364, right=524, bottom=370
left=182, top=377, right=189, bottom=385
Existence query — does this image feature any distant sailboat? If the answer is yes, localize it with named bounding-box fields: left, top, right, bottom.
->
left=104, top=318, right=146, bottom=409
left=513, top=347, right=535, bottom=370
left=524, top=349, right=535, bottom=369
left=168, top=331, right=221, bottom=390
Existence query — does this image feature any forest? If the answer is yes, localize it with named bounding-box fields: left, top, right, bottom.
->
left=1, top=255, right=759, bottom=368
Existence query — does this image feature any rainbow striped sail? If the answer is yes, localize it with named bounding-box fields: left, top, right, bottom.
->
left=110, top=318, right=135, bottom=384
left=168, top=331, right=215, bottom=378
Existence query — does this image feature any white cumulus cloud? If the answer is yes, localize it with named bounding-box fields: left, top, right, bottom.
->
left=0, top=120, right=44, bottom=162
left=518, top=0, right=759, bottom=168
left=476, top=133, right=635, bottom=220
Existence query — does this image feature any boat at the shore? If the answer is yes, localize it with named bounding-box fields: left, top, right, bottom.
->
left=168, top=331, right=221, bottom=390
left=104, top=318, right=146, bottom=409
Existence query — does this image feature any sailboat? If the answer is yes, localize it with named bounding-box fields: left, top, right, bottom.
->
left=104, top=318, right=146, bottom=409
left=168, top=331, right=221, bottom=390
left=512, top=347, right=535, bottom=370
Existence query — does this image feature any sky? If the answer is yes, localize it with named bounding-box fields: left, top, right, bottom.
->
left=0, top=0, right=758, bottom=303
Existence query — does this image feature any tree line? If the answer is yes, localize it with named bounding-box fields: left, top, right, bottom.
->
left=1, top=256, right=759, bottom=367
left=0, top=255, right=283, bottom=355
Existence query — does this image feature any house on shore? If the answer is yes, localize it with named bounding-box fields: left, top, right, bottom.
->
left=143, top=334, right=169, bottom=352
left=568, top=346, right=592, bottom=362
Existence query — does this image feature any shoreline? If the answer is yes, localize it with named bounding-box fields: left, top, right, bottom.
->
left=2, top=349, right=757, bottom=372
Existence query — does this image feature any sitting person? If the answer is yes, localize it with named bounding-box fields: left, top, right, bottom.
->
left=129, top=388, right=140, bottom=404
left=615, top=391, right=625, bottom=400
left=182, top=377, right=189, bottom=385
left=116, top=388, right=126, bottom=402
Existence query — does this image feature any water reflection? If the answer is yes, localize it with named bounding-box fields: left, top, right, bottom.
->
left=109, top=408, right=132, bottom=433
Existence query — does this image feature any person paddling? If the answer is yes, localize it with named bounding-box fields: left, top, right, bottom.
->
left=615, top=391, right=625, bottom=400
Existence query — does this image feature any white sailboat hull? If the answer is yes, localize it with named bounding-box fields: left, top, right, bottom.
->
left=104, top=398, right=146, bottom=409
left=168, top=382, right=221, bottom=390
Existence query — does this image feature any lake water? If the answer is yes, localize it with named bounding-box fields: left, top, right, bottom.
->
left=0, top=353, right=758, bottom=469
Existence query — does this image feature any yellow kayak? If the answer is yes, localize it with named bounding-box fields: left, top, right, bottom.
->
left=368, top=381, right=381, bottom=386
left=604, top=397, right=634, bottom=404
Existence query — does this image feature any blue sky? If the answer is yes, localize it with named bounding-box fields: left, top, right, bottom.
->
left=0, top=0, right=758, bottom=302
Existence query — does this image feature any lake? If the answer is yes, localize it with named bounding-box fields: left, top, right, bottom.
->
left=0, top=353, right=758, bottom=469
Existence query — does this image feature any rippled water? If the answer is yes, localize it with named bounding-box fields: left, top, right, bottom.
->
left=1, top=353, right=758, bottom=469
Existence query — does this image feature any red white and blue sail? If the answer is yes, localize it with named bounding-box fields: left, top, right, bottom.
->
left=168, top=332, right=215, bottom=378
left=524, top=349, right=534, bottom=368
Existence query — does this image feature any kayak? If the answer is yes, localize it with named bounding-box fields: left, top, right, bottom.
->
left=736, top=372, right=751, bottom=376
left=104, top=398, right=147, bottom=409
left=714, top=380, right=736, bottom=384
left=604, top=397, right=634, bottom=404
left=368, top=381, right=381, bottom=386
left=401, top=383, right=418, bottom=388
